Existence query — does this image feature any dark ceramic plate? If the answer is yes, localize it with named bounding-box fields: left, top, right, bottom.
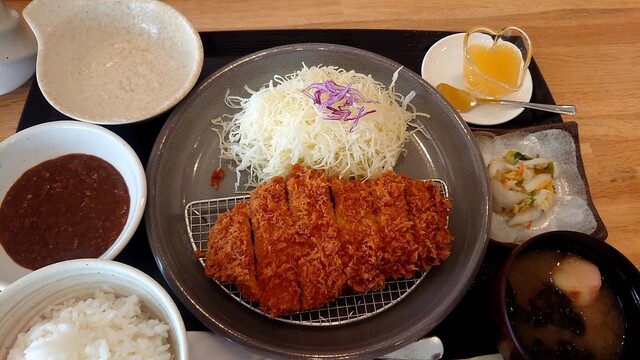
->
left=473, top=121, right=607, bottom=246
left=145, top=43, right=490, bottom=359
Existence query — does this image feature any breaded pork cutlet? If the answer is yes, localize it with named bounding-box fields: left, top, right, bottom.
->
left=204, top=201, right=260, bottom=301
left=330, top=177, right=385, bottom=293
left=371, top=171, right=418, bottom=279
left=402, top=176, right=453, bottom=269
left=250, top=176, right=301, bottom=317
left=203, top=165, right=454, bottom=318
left=286, top=164, right=345, bottom=310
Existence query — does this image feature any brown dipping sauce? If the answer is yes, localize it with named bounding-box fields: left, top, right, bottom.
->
left=0, top=153, right=130, bottom=270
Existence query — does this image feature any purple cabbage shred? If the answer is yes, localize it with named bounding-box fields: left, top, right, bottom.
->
left=301, top=80, right=377, bottom=131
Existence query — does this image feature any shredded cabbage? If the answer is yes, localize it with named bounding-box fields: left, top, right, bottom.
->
left=212, top=64, right=426, bottom=190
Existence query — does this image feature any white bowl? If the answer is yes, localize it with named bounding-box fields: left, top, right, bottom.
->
left=0, top=1, right=37, bottom=96
left=0, top=259, right=188, bottom=360
left=22, top=0, right=203, bottom=124
left=0, top=121, right=146, bottom=289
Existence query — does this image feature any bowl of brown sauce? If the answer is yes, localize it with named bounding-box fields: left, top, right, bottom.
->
left=0, top=120, right=146, bottom=289
left=492, top=230, right=640, bottom=360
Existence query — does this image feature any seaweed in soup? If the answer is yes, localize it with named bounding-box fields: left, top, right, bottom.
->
left=528, top=283, right=584, bottom=334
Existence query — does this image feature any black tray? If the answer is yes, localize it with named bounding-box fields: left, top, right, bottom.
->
left=16, top=29, right=563, bottom=359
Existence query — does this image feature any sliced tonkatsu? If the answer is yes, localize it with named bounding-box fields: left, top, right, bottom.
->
left=204, top=201, right=260, bottom=301
left=249, top=176, right=302, bottom=317
left=330, top=177, right=385, bottom=293
left=286, top=164, right=345, bottom=310
left=203, top=166, right=453, bottom=318
left=371, top=171, right=419, bottom=279
left=402, top=176, right=453, bottom=269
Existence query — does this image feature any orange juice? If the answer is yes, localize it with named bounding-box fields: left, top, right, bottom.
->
left=463, top=42, right=523, bottom=98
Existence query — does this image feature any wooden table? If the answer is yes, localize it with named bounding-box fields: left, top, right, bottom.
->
left=2, top=0, right=638, bottom=273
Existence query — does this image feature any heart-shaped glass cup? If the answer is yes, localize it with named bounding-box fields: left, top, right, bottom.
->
left=462, top=26, right=532, bottom=99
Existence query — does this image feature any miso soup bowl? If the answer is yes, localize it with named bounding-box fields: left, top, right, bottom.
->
left=0, top=121, right=146, bottom=289
left=492, top=231, right=640, bottom=360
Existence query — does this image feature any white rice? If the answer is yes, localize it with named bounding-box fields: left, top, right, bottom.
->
left=8, top=287, right=173, bottom=360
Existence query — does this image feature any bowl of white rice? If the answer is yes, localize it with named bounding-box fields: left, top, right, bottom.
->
left=0, top=259, right=188, bottom=360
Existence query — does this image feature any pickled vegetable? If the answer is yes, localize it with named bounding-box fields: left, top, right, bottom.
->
left=487, top=150, right=556, bottom=227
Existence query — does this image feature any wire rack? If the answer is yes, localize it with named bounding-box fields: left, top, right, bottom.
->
left=185, top=179, right=448, bottom=326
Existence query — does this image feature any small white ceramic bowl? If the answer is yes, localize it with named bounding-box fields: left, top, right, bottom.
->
left=0, top=121, right=146, bottom=289
left=0, top=259, right=188, bottom=360
left=22, top=0, right=203, bottom=124
left=0, top=1, right=37, bottom=96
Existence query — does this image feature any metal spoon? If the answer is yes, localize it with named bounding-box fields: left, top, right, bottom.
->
left=436, top=83, right=576, bottom=115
